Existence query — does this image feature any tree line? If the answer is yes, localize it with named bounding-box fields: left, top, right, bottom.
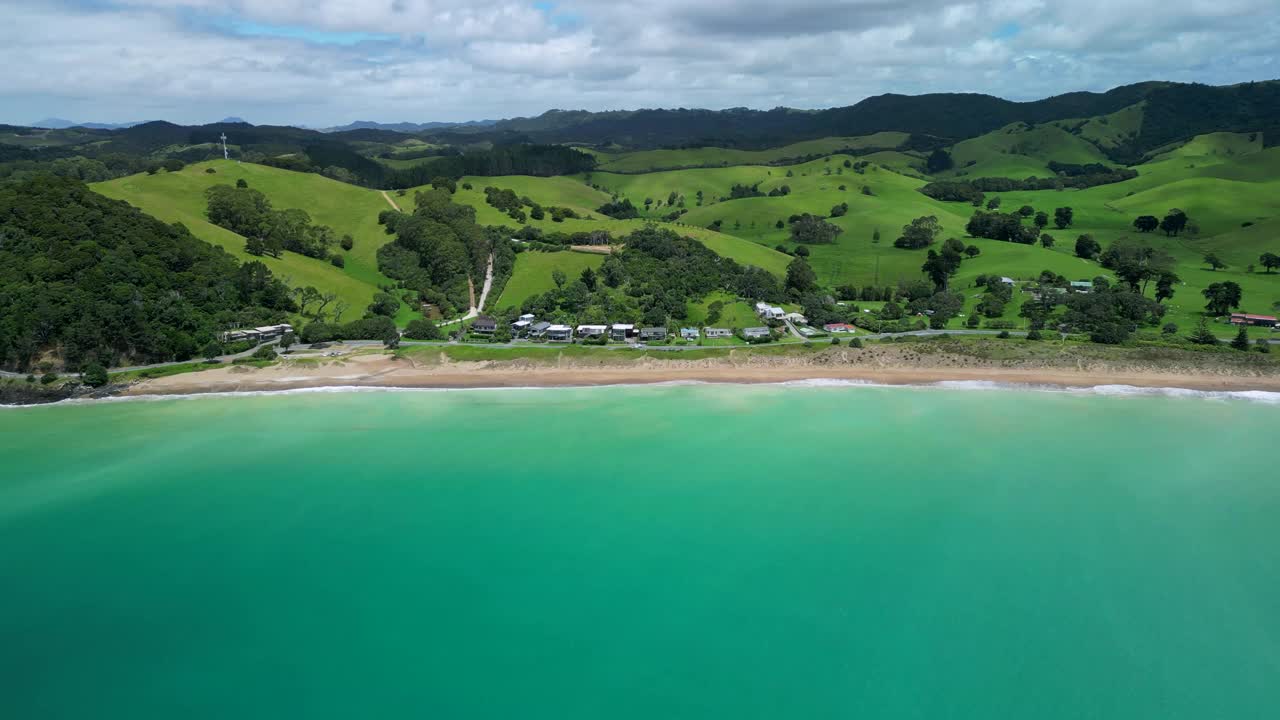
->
left=0, top=176, right=295, bottom=371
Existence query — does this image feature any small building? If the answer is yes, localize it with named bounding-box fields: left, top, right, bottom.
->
left=472, top=316, right=497, bottom=334
left=610, top=323, right=635, bottom=341
left=511, top=319, right=532, bottom=336
left=754, top=301, right=785, bottom=320
left=704, top=327, right=732, bottom=338
left=999, top=277, right=1016, bottom=286
left=1070, top=280, right=1093, bottom=292
left=518, top=313, right=536, bottom=322
left=1230, top=313, right=1278, bottom=328
left=639, top=327, right=667, bottom=341
left=680, top=327, right=699, bottom=341
left=529, top=321, right=551, bottom=338
left=823, top=323, right=856, bottom=333
left=577, top=324, right=608, bottom=338
left=547, top=324, right=573, bottom=342
left=784, top=312, right=808, bottom=325
left=742, top=327, right=771, bottom=339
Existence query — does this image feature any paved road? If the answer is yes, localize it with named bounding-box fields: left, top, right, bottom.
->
left=0, top=340, right=281, bottom=380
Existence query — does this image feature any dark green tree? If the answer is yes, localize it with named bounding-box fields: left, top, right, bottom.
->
left=1133, top=215, right=1159, bottom=233
left=1202, top=281, right=1243, bottom=315
left=1260, top=252, right=1280, bottom=273
left=1203, top=252, right=1227, bottom=271
left=1053, top=206, right=1073, bottom=229
left=1231, top=325, right=1251, bottom=351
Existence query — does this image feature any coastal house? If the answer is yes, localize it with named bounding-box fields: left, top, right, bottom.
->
left=1070, top=281, right=1093, bottom=292
left=680, top=327, right=699, bottom=341
left=471, top=316, right=497, bottom=334
left=639, top=327, right=667, bottom=341
left=547, top=324, right=573, bottom=342
left=511, top=319, right=532, bottom=336
left=784, top=312, right=808, bottom=325
left=518, top=313, right=536, bottom=322
left=1230, top=313, right=1278, bottom=328
left=529, top=321, right=551, bottom=338
left=823, top=323, right=855, bottom=333
left=241, top=323, right=292, bottom=342
left=577, top=324, right=608, bottom=338
left=610, top=323, right=635, bottom=341
left=742, top=327, right=771, bottom=339
left=755, top=302, right=785, bottom=320
left=704, top=327, right=732, bottom=338
left=999, top=277, right=1016, bottom=286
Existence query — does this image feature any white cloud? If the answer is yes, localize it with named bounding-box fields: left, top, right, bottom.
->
left=2, top=0, right=1277, bottom=125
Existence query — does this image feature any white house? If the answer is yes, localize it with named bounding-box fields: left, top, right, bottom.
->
left=577, top=324, right=607, bottom=338
left=743, top=327, right=771, bottom=339
left=999, top=277, right=1016, bottom=286
left=784, top=312, right=808, bottom=325
left=547, top=325, right=574, bottom=342
left=610, top=323, right=634, bottom=341
left=680, top=327, right=699, bottom=340
left=704, top=327, right=732, bottom=338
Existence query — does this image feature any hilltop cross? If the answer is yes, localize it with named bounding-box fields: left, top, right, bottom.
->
left=220, top=132, right=228, bottom=160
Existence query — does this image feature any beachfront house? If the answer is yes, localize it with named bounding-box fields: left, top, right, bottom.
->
left=639, top=327, right=667, bottom=341
left=784, top=312, right=808, bottom=325
left=577, top=324, right=607, bottom=338
left=823, top=323, right=855, bottom=333
left=610, top=324, right=635, bottom=341
left=704, top=327, right=731, bottom=338
left=1230, top=313, right=1278, bottom=328
left=511, top=319, right=532, bottom=336
left=680, top=327, right=699, bottom=341
left=471, top=316, right=497, bottom=334
left=240, top=323, right=293, bottom=342
left=547, top=324, right=573, bottom=342
left=529, top=321, right=551, bottom=338
left=742, top=327, right=771, bottom=339
left=519, top=313, right=536, bottom=322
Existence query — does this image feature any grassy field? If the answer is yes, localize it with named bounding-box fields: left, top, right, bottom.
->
left=94, top=160, right=418, bottom=324
left=495, top=250, right=605, bottom=309
left=943, top=122, right=1114, bottom=179
left=591, top=133, right=909, bottom=173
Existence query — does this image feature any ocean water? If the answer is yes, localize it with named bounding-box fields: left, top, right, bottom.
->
left=2, top=384, right=1278, bottom=719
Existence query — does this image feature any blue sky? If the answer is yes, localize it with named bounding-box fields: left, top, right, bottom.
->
left=3, top=0, right=1277, bottom=126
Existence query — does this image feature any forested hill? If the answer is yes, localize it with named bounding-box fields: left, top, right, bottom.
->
left=479, top=80, right=1280, bottom=157
left=0, top=176, right=296, bottom=371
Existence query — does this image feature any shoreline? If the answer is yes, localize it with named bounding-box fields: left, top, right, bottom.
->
left=119, top=350, right=1280, bottom=398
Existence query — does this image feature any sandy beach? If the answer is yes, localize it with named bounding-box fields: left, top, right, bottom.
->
left=127, top=344, right=1280, bottom=395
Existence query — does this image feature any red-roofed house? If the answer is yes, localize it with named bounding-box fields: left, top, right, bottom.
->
left=1230, top=313, right=1278, bottom=328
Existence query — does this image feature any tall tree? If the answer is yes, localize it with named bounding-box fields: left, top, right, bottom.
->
left=1203, top=252, right=1227, bottom=271
left=1259, top=252, right=1280, bottom=273
left=1053, top=206, right=1074, bottom=229
left=1132, top=215, right=1159, bottom=233
left=1202, top=281, right=1243, bottom=315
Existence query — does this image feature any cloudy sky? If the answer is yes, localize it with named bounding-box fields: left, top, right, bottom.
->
left=4, top=0, right=1278, bottom=126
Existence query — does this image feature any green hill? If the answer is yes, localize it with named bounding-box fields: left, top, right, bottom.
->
left=944, top=122, right=1113, bottom=179
left=93, top=160, right=414, bottom=323
left=592, top=133, right=909, bottom=173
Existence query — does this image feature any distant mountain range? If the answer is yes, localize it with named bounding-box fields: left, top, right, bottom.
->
left=31, top=118, right=146, bottom=130
left=319, top=120, right=498, bottom=133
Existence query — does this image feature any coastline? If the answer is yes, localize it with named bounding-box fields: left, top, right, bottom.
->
left=123, top=346, right=1280, bottom=397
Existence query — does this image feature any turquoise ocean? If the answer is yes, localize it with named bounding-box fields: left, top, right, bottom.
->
left=2, top=383, right=1278, bottom=718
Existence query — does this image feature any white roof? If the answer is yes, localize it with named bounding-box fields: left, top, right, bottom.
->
left=512, top=320, right=531, bottom=327
left=1000, top=277, right=1015, bottom=283
left=611, top=323, right=634, bottom=330
left=548, top=324, right=572, bottom=331
left=254, top=326, right=278, bottom=333
left=519, top=314, right=536, bottom=320
left=755, top=301, right=769, bottom=310
left=785, top=312, right=807, bottom=322
left=577, top=324, right=607, bottom=332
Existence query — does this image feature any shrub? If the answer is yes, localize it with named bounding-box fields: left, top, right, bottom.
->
left=252, top=345, right=278, bottom=361
left=205, top=167, right=216, bottom=174
left=997, top=330, right=1011, bottom=339
left=1162, top=322, right=1179, bottom=335
left=849, top=338, right=864, bottom=348
left=40, top=372, right=58, bottom=385
left=330, top=254, right=345, bottom=268
left=403, top=318, right=442, bottom=340
left=1026, top=329, right=1042, bottom=341
left=82, top=363, right=109, bottom=387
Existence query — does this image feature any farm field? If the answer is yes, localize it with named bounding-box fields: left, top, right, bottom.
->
left=591, top=133, right=909, bottom=173
left=94, top=160, right=417, bottom=324
left=496, top=250, right=605, bottom=310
